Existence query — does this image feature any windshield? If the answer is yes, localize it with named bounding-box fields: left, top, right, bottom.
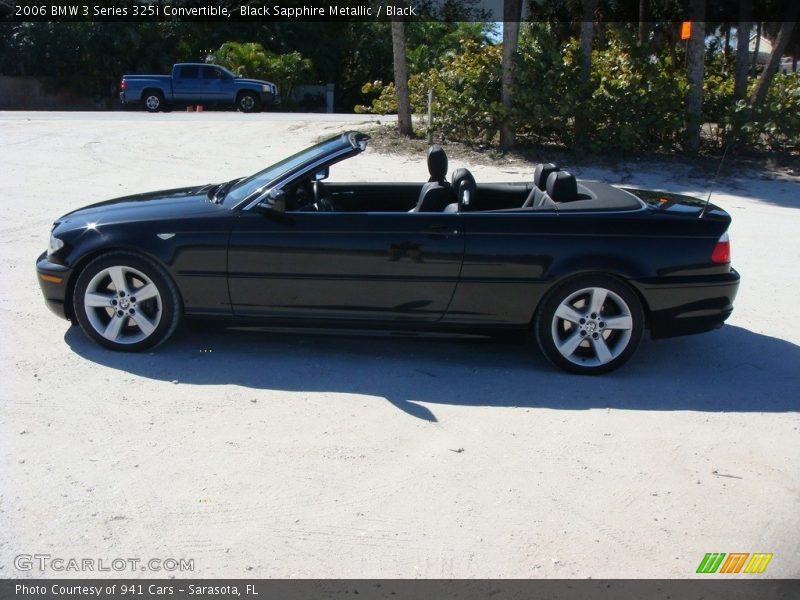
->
left=219, top=66, right=236, bottom=79
left=220, top=136, right=348, bottom=207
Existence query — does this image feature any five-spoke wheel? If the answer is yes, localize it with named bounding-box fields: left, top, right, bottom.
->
left=73, top=252, right=181, bottom=351
left=535, top=276, right=643, bottom=374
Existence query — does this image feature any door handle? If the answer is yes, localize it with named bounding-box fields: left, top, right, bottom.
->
left=428, top=225, right=459, bottom=235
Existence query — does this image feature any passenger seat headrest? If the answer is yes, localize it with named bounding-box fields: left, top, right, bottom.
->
left=546, top=171, right=578, bottom=203
left=427, top=145, right=448, bottom=182
left=451, top=168, right=476, bottom=207
left=534, top=163, right=559, bottom=191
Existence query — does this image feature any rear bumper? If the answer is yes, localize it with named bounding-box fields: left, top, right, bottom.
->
left=632, top=268, right=741, bottom=339
left=36, top=252, right=73, bottom=320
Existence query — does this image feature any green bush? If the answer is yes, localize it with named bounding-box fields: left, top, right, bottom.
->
left=737, top=72, right=800, bottom=152
left=357, top=40, right=502, bottom=143
left=585, top=33, right=686, bottom=153
left=211, top=42, right=313, bottom=106
left=355, top=25, right=798, bottom=155
left=512, top=24, right=583, bottom=147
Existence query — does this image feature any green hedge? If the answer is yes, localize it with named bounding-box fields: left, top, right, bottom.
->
left=357, top=24, right=799, bottom=155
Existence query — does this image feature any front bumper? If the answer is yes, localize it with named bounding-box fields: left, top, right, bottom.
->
left=260, top=91, right=281, bottom=106
left=36, top=251, right=73, bottom=320
left=633, top=268, right=741, bottom=339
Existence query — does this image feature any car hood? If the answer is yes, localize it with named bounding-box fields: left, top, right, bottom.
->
left=55, top=185, right=223, bottom=229
left=236, top=77, right=276, bottom=88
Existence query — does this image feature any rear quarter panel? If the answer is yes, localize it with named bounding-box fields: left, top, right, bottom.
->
left=444, top=204, right=731, bottom=327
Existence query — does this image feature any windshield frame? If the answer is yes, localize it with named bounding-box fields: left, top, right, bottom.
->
left=223, top=132, right=363, bottom=210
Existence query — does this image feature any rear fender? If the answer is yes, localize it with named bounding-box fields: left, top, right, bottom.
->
left=546, top=254, right=652, bottom=281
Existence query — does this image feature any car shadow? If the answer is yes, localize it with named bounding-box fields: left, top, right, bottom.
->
left=64, top=323, right=800, bottom=421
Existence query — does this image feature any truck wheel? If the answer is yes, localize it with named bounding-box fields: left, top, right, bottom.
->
left=534, top=275, right=644, bottom=375
left=237, top=92, right=260, bottom=113
left=143, top=91, right=164, bottom=113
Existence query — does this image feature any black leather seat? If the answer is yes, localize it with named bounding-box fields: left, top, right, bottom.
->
left=546, top=171, right=579, bottom=203
left=522, top=163, right=559, bottom=208
left=444, top=168, right=476, bottom=213
left=411, top=145, right=453, bottom=212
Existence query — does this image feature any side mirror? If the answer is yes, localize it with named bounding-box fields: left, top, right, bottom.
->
left=257, top=188, right=286, bottom=212
left=313, top=167, right=329, bottom=181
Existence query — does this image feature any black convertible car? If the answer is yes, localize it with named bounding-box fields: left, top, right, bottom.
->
left=37, top=131, right=739, bottom=374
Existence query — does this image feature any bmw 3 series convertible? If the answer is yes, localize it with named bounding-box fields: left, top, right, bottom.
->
left=36, top=131, right=740, bottom=374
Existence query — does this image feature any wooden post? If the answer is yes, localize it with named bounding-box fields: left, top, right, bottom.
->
left=427, top=89, right=433, bottom=145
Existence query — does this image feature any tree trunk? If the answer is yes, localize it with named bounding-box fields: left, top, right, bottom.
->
left=391, top=20, right=413, bottom=137
left=500, top=0, right=522, bottom=150
left=575, top=0, right=597, bottom=148
left=734, top=0, right=752, bottom=100
left=597, top=19, right=606, bottom=50
left=720, top=24, right=731, bottom=75
left=580, top=0, right=597, bottom=87
left=638, top=0, right=647, bottom=46
left=751, top=21, right=761, bottom=76
left=749, top=8, right=800, bottom=107
left=684, top=4, right=706, bottom=154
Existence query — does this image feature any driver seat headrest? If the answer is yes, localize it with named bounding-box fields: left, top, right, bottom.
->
left=427, top=145, right=448, bottom=183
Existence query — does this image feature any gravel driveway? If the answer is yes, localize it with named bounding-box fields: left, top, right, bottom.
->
left=1, top=112, right=798, bottom=578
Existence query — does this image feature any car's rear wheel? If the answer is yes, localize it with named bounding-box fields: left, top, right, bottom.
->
left=142, top=91, right=164, bottom=112
left=237, top=91, right=260, bottom=113
left=73, top=252, right=181, bottom=351
left=535, top=275, right=644, bottom=374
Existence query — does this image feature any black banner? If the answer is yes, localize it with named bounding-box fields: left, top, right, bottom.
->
left=2, top=580, right=800, bottom=600
left=1, top=0, right=798, bottom=23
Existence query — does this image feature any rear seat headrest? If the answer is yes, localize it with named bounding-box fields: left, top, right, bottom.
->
left=546, top=171, right=578, bottom=203
left=534, top=163, right=559, bottom=190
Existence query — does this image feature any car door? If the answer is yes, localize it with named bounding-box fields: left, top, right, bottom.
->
left=172, top=65, right=201, bottom=102
left=227, top=210, right=464, bottom=322
left=200, top=66, right=227, bottom=101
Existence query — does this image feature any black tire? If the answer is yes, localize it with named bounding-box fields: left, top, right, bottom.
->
left=142, top=90, right=164, bottom=112
left=534, top=275, right=644, bottom=375
left=73, top=251, right=181, bottom=352
left=237, top=91, right=261, bottom=113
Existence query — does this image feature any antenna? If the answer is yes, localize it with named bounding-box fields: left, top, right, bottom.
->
left=699, top=141, right=731, bottom=219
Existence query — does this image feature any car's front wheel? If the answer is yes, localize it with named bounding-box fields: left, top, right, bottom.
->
left=535, top=275, right=644, bottom=374
left=73, top=251, right=181, bottom=351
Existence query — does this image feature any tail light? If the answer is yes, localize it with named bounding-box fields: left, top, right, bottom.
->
left=120, top=78, right=126, bottom=91
left=711, top=231, right=731, bottom=264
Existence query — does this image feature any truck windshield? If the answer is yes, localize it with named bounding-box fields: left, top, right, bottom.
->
left=221, top=137, right=348, bottom=207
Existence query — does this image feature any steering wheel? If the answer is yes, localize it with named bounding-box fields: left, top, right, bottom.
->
left=313, top=180, right=339, bottom=212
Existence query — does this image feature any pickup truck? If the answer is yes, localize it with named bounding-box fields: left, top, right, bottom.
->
left=120, top=63, right=279, bottom=112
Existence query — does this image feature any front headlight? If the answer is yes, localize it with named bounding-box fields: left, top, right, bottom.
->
left=262, top=84, right=270, bottom=92
left=48, top=232, right=64, bottom=256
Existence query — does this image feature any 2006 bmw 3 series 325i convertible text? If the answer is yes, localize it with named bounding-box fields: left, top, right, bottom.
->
left=36, top=132, right=740, bottom=374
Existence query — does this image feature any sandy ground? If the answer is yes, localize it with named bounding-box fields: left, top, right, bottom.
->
left=0, top=112, right=798, bottom=579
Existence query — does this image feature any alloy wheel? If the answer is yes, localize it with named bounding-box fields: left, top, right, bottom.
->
left=550, top=286, right=634, bottom=367
left=82, top=265, right=163, bottom=344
